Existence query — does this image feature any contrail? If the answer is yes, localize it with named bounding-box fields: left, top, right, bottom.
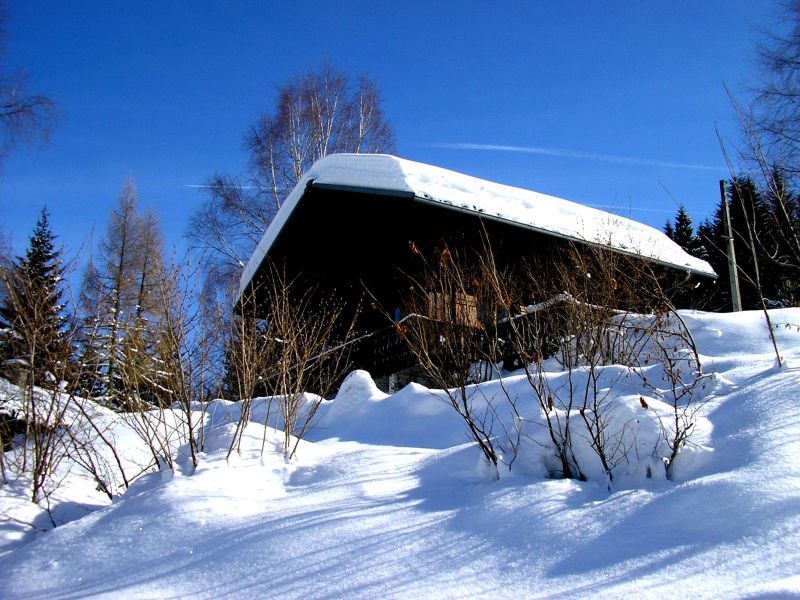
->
left=429, top=142, right=725, bottom=172
left=184, top=184, right=263, bottom=190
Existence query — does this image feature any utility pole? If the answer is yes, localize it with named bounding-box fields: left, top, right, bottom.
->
left=720, top=179, right=742, bottom=312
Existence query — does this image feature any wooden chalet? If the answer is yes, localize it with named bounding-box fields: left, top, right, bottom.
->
left=238, top=154, right=716, bottom=391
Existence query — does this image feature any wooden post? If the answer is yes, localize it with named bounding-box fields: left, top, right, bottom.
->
left=720, top=180, right=742, bottom=312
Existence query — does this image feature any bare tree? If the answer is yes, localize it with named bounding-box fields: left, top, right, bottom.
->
left=726, top=98, right=800, bottom=307
left=80, top=180, right=170, bottom=406
left=753, top=1, right=800, bottom=179
left=188, top=64, right=395, bottom=303
left=714, top=125, right=789, bottom=365
left=0, top=71, right=55, bottom=156
left=734, top=3, right=800, bottom=309
left=0, top=5, right=56, bottom=161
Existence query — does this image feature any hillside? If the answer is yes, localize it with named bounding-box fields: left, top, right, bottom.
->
left=1, top=309, right=799, bottom=599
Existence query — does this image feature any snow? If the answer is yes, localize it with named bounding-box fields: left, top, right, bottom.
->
left=1, top=308, right=799, bottom=598
left=240, top=154, right=716, bottom=298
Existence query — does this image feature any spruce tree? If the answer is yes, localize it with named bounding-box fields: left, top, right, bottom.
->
left=663, top=220, right=675, bottom=241
left=672, top=206, right=706, bottom=260
left=699, top=177, right=779, bottom=311
left=0, top=208, right=70, bottom=386
left=663, top=206, right=709, bottom=308
left=729, top=177, right=776, bottom=308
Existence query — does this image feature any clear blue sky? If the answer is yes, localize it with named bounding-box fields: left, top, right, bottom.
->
left=0, top=1, right=781, bottom=267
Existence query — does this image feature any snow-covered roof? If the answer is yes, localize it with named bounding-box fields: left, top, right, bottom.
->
left=240, top=154, right=715, bottom=296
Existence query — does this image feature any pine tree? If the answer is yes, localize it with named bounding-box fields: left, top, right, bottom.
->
left=671, top=206, right=706, bottom=260
left=0, top=208, right=70, bottom=386
left=696, top=219, right=716, bottom=274
left=729, top=176, right=776, bottom=308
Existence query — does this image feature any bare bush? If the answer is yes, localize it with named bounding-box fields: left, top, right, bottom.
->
left=105, top=256, right=222, bottom=475
left=224, top=285, right=273, bottom=459
left=479, top=252, right=582, bottom=479
left=544, top=248, right=710, bottom=483
left=0, top=241, right=73, bottom=506
left=251, top=264, right=358, bottom=460
left=610, top=286, right=710, bottom=479
left=397, top=241, right=509, bottom=474
left=397, top=233, right=711, bottom=485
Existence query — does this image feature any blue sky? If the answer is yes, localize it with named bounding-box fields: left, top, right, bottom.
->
left=0, top=1, right=781, bottom=266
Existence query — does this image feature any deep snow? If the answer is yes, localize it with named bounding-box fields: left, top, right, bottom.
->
left=1, top=309, right=799, bottom=599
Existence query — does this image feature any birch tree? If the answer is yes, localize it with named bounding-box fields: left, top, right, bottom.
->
left=188, top=64, right=395, bottom=300
left=0, top=6, right=56, bottom=161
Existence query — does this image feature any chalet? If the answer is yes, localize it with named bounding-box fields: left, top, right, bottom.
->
left=238, top=154, right=715, bottom=390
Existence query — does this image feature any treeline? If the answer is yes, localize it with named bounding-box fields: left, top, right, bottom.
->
left=0, top=188, right=359, bottom=505
left=0, top=185, right=200, bottom=407
left=664, top=172, right=800, bottom=311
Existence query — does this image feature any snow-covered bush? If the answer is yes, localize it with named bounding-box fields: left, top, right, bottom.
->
left=228, top=263, right=359, bottom=461
left=393, top=234, right=711, bottom=484
left=473, top=241, right=713, bottom=486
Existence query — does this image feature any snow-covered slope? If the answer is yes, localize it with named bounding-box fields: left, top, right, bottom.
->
left=1, top=309, right=799, bottom=599
left=240, top=154, right=715, bottom=298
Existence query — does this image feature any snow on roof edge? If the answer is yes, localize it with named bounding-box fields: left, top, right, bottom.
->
left=239, top=154, right=716, bottom=298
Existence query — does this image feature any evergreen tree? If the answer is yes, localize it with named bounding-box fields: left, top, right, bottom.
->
left=696, top=219, right=716, bottom=270
left=663, top=206, right=709, bottom=308
left=672, top=206, right=706, bottom=260
left=730, top=176, right=777, bottom=308
left=0, top=208, right=70, bottom=385
left=663, top=220, right=675, bottom=241
left=699, top=177, right=779, bottom=311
